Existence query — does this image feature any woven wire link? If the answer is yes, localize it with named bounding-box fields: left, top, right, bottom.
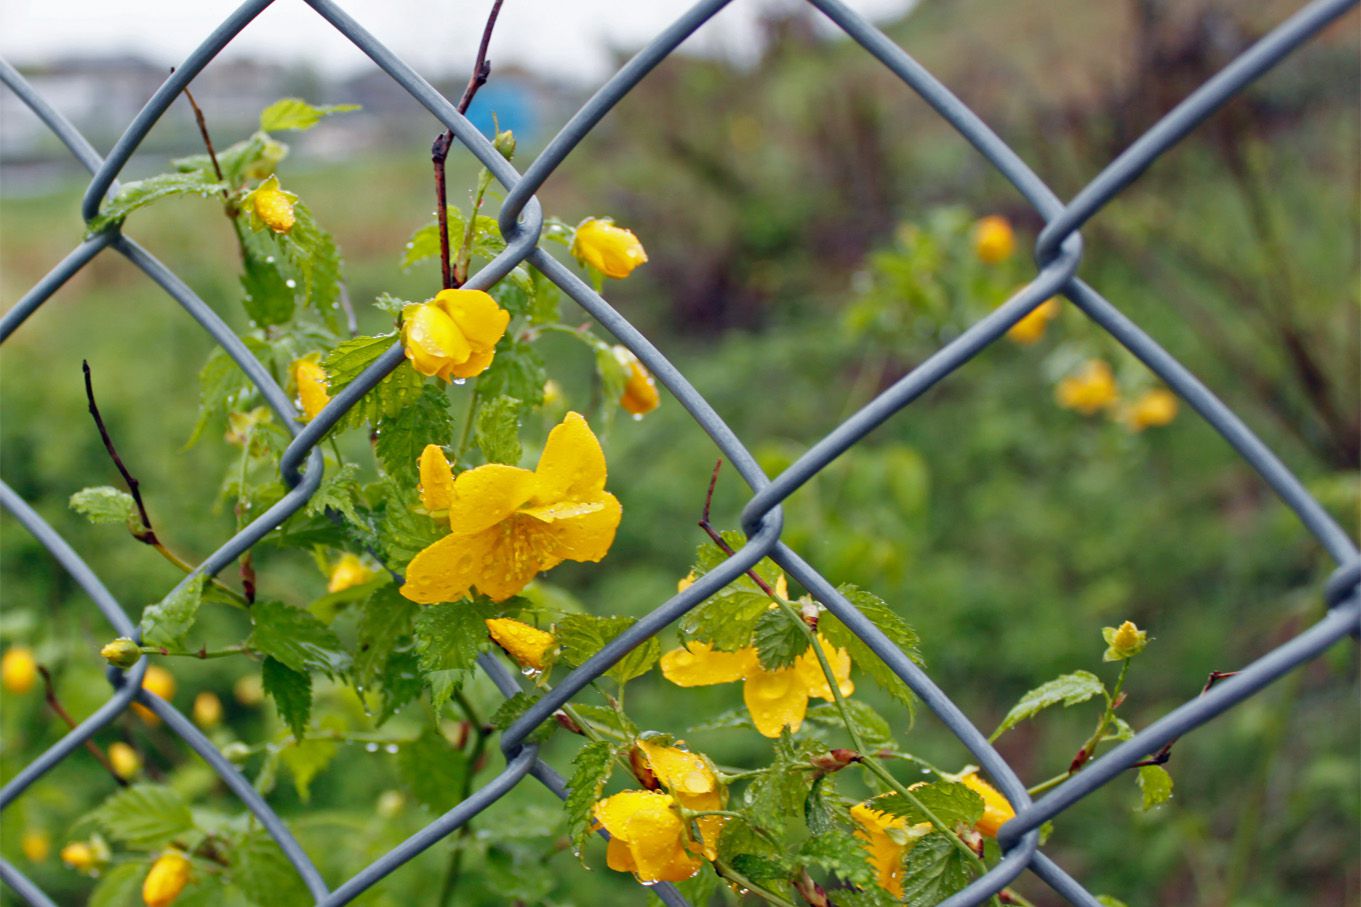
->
left=3, top=0, right=1359, bottom=903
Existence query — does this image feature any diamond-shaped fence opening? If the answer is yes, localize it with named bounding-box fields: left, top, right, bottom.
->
left=2, top=0, right=1358, bottom=904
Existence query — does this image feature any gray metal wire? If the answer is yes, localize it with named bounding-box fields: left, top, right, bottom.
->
left=2, top=0, right=1358, bottom=903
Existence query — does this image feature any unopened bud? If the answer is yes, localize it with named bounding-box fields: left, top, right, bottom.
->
left=810, top=748, right=861, bottom=774
left=1102, top=620, right=1148, bottom=662
left=109, top=742, right=142, bottom=780
left=142, top=849, right=192, bottom=907
left=101, top=637, right=141, bottom=670
left=221, top=742, right=251, bottom=765
left=192, top=692, right=223, bottom=728
left=629, top=745, right=661, bottom=790
left=493, top=128, right=516, bottom=161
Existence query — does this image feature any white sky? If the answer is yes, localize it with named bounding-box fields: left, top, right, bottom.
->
left=1, top=0, right=912, bottom=84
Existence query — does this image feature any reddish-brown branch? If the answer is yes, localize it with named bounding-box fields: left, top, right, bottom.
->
left=39, top=666, right=126, bottom=786
left=84, top=360, right=157, bottom=545
left=1133, top=670, right=1239, bottom=768
left=697, top=459, right=783, bottom=600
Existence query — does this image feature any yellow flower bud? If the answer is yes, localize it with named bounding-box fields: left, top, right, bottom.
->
left=1056, top=359, right=1120, bottom=415
left=542, top=379, right=564, bottom=408
left=192, top=691, right=223, bottom=729
left=493, top=127, right=517, bottom=161
left=326, top=553, right=374, bottom=594
left=234, top=673, right=264, bottom=706
left=1124, top=388, right=1178, bottom=432
left=1005, top=297, right=1061, bottom=346
left=102, top=637, right=142, bottom=670
left=1102, top=620, right=1148, bottom=661
left=973, top=215, right=1016, bottom=264
left=21, top=830, right=50, bottom=863
left=109, top=742, right=142, bottom=780
left=248, top=175, right=296, bottom=234
left=132, top=665, right=176, bottom=725
left=142, top=850, right=192, bottom=907
left=292, top=354, right=331, bottom=423
left=485, top=618, right=556, bottom=673
left=2, top=646, right=38, bottom=693
left=60, top=841, right=98, bottom=873
left=613, top=346, right=660, bottom=416
left=571, top=218, right=648, bottom=279
left=401, top=289, right=510, bottom=382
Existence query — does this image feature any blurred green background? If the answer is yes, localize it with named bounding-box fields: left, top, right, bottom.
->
left=2, top=0, right=1357, bottom=905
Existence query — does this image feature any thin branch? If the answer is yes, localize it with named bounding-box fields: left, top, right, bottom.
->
left=39, top=666, right=126, bottom=786
left=84, top=360, right=156, bottom=545
left=1132, top=670, right=1238, bottom=768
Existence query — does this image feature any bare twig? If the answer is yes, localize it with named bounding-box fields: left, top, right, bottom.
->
left=39, top=666, right=126, bottom=786
left=84, top=360, right=156, bottom=545
left=697, top=459, right=781, bottom=599
left=1133, top=670, right=1239, bottom=768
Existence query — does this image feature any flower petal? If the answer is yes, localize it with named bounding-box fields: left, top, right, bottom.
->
left=796, top=636, right=854, bottom=701
left=418, top=445, right=454, bottom=512
left=743, top=666, right=810, bottom=737
left=438, top=288, right=510, bottom=350
left=539, top=492, right=621, bottom=566
left=467, top=517, right=555, bottom=601
left=637, top=740, right=723, bottom=812
left=660, top=642, right=756, bottom=687
left=403, top=302, right=471, bottom=376
left=448, top=464, right=539, bottom=536
left=444, top=346, right=495, bottom=380
left=534, top=412, right=607, bottom=502
left=399, top=530, right=492, bottom=604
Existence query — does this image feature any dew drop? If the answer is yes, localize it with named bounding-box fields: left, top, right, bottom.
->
left=365, top=742, right=379, bottom=753
left=452, top=378, right=467, bottom=386
left=285, top=279, right=297, bottom=289
left=631, top=413, right=643, bottom=422
left=265, top=255, right=275, bottom=264
left=521, top=666, right=541, bottom=678
left=385, top=744, right=399, bottom=754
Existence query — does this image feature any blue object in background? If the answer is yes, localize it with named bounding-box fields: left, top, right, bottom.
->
left=464, top=80, right=537, bottom=143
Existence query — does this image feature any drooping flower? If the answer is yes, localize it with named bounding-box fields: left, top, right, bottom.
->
left=571, top=218, right=648, bottom=279
left=635, top=739, right=726, bottom=858
left=245, top=175, right=297, bottom=234
left=327, top=553, right=374, bottom=593
left=401, top=412, right=621, bottom=604
left=973, top=215, right=1016, bottom=264
left=3, top=646, right=37, bottom=693
left=1006, top=297, right=1061, bottom=345
left=485, top=617, right=556, bottom=672
left=593, top=790, right=703, bottom=883
left=1124, top=388, right=1178, bottom=431
left=850, top=801, right=932, bottom=897
left=956, top=771, right=1016, bottom=838
left=401, top=289, right=510, bottom=382
left=133, top=665, right=176, bottom=725
left=612, top=345, right=660, bottom=416
left=1056, top=359, right=1119, bottom=415
left=292, top=354, right=331, bottom=422
left=142, top=849, right=192, bottom=907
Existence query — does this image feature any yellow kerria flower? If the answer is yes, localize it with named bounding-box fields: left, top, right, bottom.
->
left=292, top=354, right=330, bottom=422
left=485, top=617, right=556, bottom=672
left=957, top=770, right=1016, bottom=838
left=612, top=345, right=660, bottom=416
left=133, top=665, right=175, bottom=725
left=60, top=841, right=97, bottom=873
left=401, top=412, right=622, bottom=603
left=401, top=289, right=510, bottom=382
left=109, top=742, right=141, bottom=780
left=2, top=646, right=37, bottom=693
left=1006, top=297, right=1060, bottom=345
left=973, top=215, right=1016, bottom=264
left=192, top=691, right=223, bottom=728
left=1102, top=619, right=1149, bottom=662
left=246, top=175, right=297, bottom=234
left=142, top=849, right=192, bottom=907
left=1056, top=359, right=1120, bottom=415
left=850, top=801, right=932, bottom=897
left=571, top=218, right=649, bottom=279
left=593, top=790, right=703, bottom=883
left=327, top=553, right=375, bottom=593
left=1124, top=388, right=1178, bottom=431
left=635, top=739, right=725, bottom=858
left=21, top=830, right=50, bottom=862
left=660, top=634, right=853, bottom=738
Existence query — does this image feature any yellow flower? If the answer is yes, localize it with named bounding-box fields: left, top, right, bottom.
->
left=485, top=617, right=556, bottom=672
left=957, top=771, right=1016, bottom=838
left=1006, top=297, right=1061, bottom=345
left=224, top=407, right=271, bottom=447
left=973, top=215, right=1016, bottom=264
left=660, top=635, right=853, bottom=738
left=571, top=218, right=649, bottom=279
left=234, top=673, right=264, bottom=706
left=401, top=289, right=510, bottom=382
left=401, top=412, right=621, bottom=604
left=133, top=665, right=176, bottom=725
left=327, top=553, right=375, bottom=593
left=61, top=840, right=102, bottom=873
left=142, top=850, right=192, bottom=907
left=1124, top=388, right=1178, bottom=431
left=192, top=691, right=223, bottom=728
left=593, top=790, right=703, bottom=883
left=1102, top=619, right=1148, bottom=662
left=246, top=175, right=297, bottom=234
left=850, top=802, right=931, bottom=896
left=109, top=742, right=141, bottom=780
left=613, top=345, right=660, bottom=416
left=292, top=355, right=330, bottom=422
left=1056, top=359, right=1120, bottom=415
left=418, top=445, right=455, bottom=513
left=21, top=830, right=50, bottom=862
left=3, top=646, right=37, bottom=693
left=635, top=739, right=726, bottom=858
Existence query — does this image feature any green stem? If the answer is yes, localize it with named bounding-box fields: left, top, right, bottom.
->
left=713, top=858, right=799, bottom=907
left=1074, top=659, right=1130, bottom=771
left=454, top=169, right=494, bottom=284
left=138, top=645, right=247, bottom=660
left=1026, top=771, right=1069, bottom=798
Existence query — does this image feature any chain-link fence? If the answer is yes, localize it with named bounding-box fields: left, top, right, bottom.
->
left=2, top=0, right=1358, bottom=903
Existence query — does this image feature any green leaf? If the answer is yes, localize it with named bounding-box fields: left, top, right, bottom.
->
left=1097, top=896, right=1131, bottom=907
left=69, top=486, right=137, bottom=526
left=281, top=202, right=343, bottom=315
left=230, top=831, right=310, bottom=905
left=806, top=700, right=895, bottom=751
left=401, top=209, right=505, bottom=271
left=727, top=853, right=789, bottom=887
left=140, top=575, right=205, bottom=649
left=876, top=781, right=985, bottom=830
left=569, top=703, right=638, bottom=738
left=475, top=395, right=523, bottom=465
left=322, top=333, right=425, bottom=432
left=89, top=784, right=194, bottom=848
left=377, top=483, right=448, bottom=565
left=397, top=728, right=468, bottom=813
left=89, top=171, right=227, bottom=232
left=804, top=775, right=840, bottom=836
left=989, top=670, right=1107, bottom=741
left=679, top=589, right=771, bottom=652
left=1137, top=764, right=1173, bottom=811
left=375, top=385, right=456, bottom=483
left=743, top=765, right=808, bottom=837
left=822, top=584, right=922, bottom=711
left=175, top=131, right=287, bottom=185
left=237, top=226, right=296, bottom=326
left=797, top=831, right=875, bottom=888
left=564, top=739, right=616, bottom=860
left=187, top=345, right=257, bottom=447
left=355, top=585, right=419, bottom=686
left=753, top=609, right=808, bottom=670
left=594, top=341, right=628, bottom=404
left=89, top=862, right=145, bottom=907
left=279, top=737, right=337, bottom=802
left=304, top=462, right=364, bottom=526
left=477, top=339, right=546, bottom=408
left=413, top=600, right=494, bottom=709
left=249, top=600, right=350, bottom=676
left=377, top=650, right=423, bottom=725
left=557, top=614, right=659, bottom=685
left=259, top=97, right=360, bottom=132
left=900, top=832, right=971, bottom=906
left=488, top=690, right=556, bottom=744
left=262, top=656, right=311, bottom=738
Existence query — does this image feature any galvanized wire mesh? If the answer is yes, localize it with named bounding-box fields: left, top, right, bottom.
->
left=2, top=0, right=1358, bottom=903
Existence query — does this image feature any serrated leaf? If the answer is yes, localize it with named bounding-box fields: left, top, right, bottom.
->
left=69, top=486, right=136, bottom=526
left=175, top=131, right=286, bottom=185
left=900, top=832, right=971, bottom=907
left=728, top=853, right=789, bottom=887
left=564, top=739, right=616, bottom=860
left=397, top=728, right=468, bottom=813
left=378, top=485, right=448, bottom=565
left=250, top=600, right=350, bottom=676
left=806, top=699, right=895, bottom=751
left=259, top=98, right=360, bottom=132
left=88, top=861, right=145, bottom=907
left=477, top=339, right=546, bottom=408
left=140, top=575, right=205, bottom=649
left=282, top=203, right=342, bottom=315
left=822, top=584, right=921, bottom=711
left=1137, top=764, right=1173, bottom=811
left=797, top=831, right=875, bottom=888
left=377, top=650, right=423, bottom=725
left=355, top=585, right=419, bottom=686
left=237, top=226, right=296, bottom=326
left=304, top=462, right=364, bottom=526
left=687, top=707, right=753, bottom=734
left=230, top=831, right=310, bottom=905
left=488, top=690, right=556, bottom=744
left=556, top=614, right=659, bottom=685
left=570, top=703, right=638, bottom=738
left=401, top=209, right=505, bottom=271
left=877, top=781, right=985, bottom=830
left=743, top=765, right=808, bottom=837
left=679, top=590, right=772, bottom=652
left=413, top=600, right=493, bottom=709
left=89, top=171, right=227, bottom=232
left=753, top=609, right=807, bottom=670
left=278, top=737, right=337, bottom=802
left=475, top=395, right=523, bottom=465
left=322, top=333, right=424, bottom=432
left=89, top=784, right=193, bottom=848
left=375, top=385, right=455, bottom=483
left=262, top=656, right=311, bottom=737
left=989, top=670, right=1107, bottom=741
left=804, top=775, right=839, bottom=836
